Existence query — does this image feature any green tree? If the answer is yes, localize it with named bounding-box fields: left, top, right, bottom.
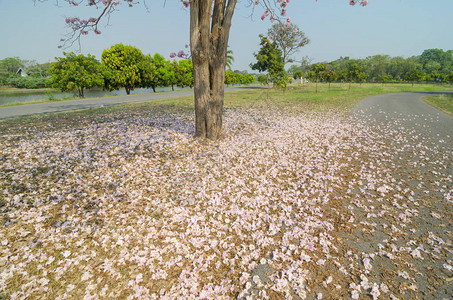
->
left=405, top=67, right=423, bottom=86
left=139, top=54, right=159, bottom=92
left=234, top=72, right=244, bottom=85
left=250, top=35, right=287, bottom=87
left=308, top=63, right=327, bottom=92
left=165, top=60, right=178, bottom=91
left=175, top=59, right=194, bottom=88
left=48, top=52, right=104, bottom=97
left=267, top=23, right=310, bottom=67
left=242, top=74, right=255, bottom=85
left=0, top=57, right=27, bottom=74
left=293, top=70, right=303, bottom=79
left=446, top=71, right=453, bottom=85
left=364, top=55, right=391, bottom=82
left=378, top=74, right=393, bottom=86
left=102, top=43, right=144, bottom=95
left=420, top=48, right=453, bottom=74
left=322, top=69, right=338, bottom=88
left=27, top=62, right=51, bottom=78
left=346, top=63, right=364, bottom=89
left=224, top=70, right=235, bottom=86
left=257, top=75, right=269, bottom=86
left=139, top=53, right=169, bottom=92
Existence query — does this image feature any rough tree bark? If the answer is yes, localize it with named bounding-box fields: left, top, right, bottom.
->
left=190, top=0, right=236, bottom=140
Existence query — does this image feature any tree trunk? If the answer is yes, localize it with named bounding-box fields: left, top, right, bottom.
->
left=125, top=87, right=131, bottom=95
left=190, top=0, right=236, bottom=140
left=78, top=87, right=84, bottom=98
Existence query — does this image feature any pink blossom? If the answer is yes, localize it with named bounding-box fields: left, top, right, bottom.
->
left=177, top=50, right=186, bottom=58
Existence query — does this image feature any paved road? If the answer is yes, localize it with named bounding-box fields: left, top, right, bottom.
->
left=0, top=87, right=249, bottom=120
left=350, top=92, right=453, bottom=146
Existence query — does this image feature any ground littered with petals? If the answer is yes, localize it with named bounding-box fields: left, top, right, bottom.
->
left=0, top=105, right=451, bottom=299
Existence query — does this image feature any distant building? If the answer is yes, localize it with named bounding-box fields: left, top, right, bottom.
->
left=16, top=68, right=27, bottom=77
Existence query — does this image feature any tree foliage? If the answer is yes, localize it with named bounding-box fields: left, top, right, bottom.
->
left=322, top=70, right=338, bottom=88
left=0, top=57, right=50, bottom=88
left=268, top=23, right=310, bottom=66
left=48, top=52, right=104, bottom=97
left=294, top=49, right=453, bottom=85
left=102, top=43, right=144, bottom=95
left=306, top=63, right=327, bottom=92
left=175, top=59, right=194, bottom=88
left=250, top=35, right=288, bottom=87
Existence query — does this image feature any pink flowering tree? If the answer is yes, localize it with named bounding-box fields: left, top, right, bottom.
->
left=267, top=23, right=310, bottom=67
left=37, top=0, right=368, bottom=139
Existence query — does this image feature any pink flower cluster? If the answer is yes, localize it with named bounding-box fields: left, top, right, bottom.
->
left=350, top=0, right=369, bottom=6
left=170, top=50, right=189, bottom=59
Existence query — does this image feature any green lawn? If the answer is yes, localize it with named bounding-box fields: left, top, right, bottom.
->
left=424, top=93, right=453, bottom=116
left=1, top=83, right=452, bottom=124
left=0, top=87, right=53, bottom=94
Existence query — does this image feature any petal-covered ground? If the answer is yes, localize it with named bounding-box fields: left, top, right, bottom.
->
left=0, top=104, right=451, bottom=299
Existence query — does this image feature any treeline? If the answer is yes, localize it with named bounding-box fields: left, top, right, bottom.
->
left=1, top=44, right=256, bottom=96
left=0, top=58, right=50, bottom=89
left=290, top=49, right=453, bottom=85
left=49, top=44, right=195, bottom=97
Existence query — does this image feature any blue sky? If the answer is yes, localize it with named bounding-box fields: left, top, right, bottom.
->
left=1, top=0, right=452, bottom=71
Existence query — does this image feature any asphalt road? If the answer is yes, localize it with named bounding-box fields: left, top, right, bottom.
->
left=350, top=92, right=453, bottom=147
left=0, top=87, right=248, bottom=120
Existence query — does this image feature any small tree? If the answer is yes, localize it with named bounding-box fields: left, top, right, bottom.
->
left=378, top=74, right=393, bottom=86
left=250, top=35, right=288, bottom=87
left=446, top=71, right=453, bottom=85
left=322, top=70, right=338, bottom=88
left=102, top=43, right=144, bottom=95
left=242, top=74, right=256, bottom=85
left=165, top=60, right=178, bottom=91
left=405, top=68, right=423, bottom=87
left=139, top=54, right=159, bottom=92
left=48, top=52, right=104, bottom=97
left=357, top=71, right=368, bottom=85
left=175, top=59, right=194, bottom=88
left=140, top=53, right=170, bottom=92
left=258, top=74, right=269, bottom=86
left=293, top=70, right=303, bottom=80
left=346, top=63, right=363, bottom=89
left=308, top=63, right=327, bottom=92
left=234, top=72, right=244, bottom=85
left=224, top=70, right=235, bottom=86
left=267, top=23, right=310, bottom=67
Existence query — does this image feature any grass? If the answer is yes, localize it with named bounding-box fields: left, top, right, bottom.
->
left=0, top=87, right=53, bottom=94
left=423, top=93, right=453, bottom=116
left=1, top=83, right=452, bottom=125
left=0, top=87, right=198, bottom=107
